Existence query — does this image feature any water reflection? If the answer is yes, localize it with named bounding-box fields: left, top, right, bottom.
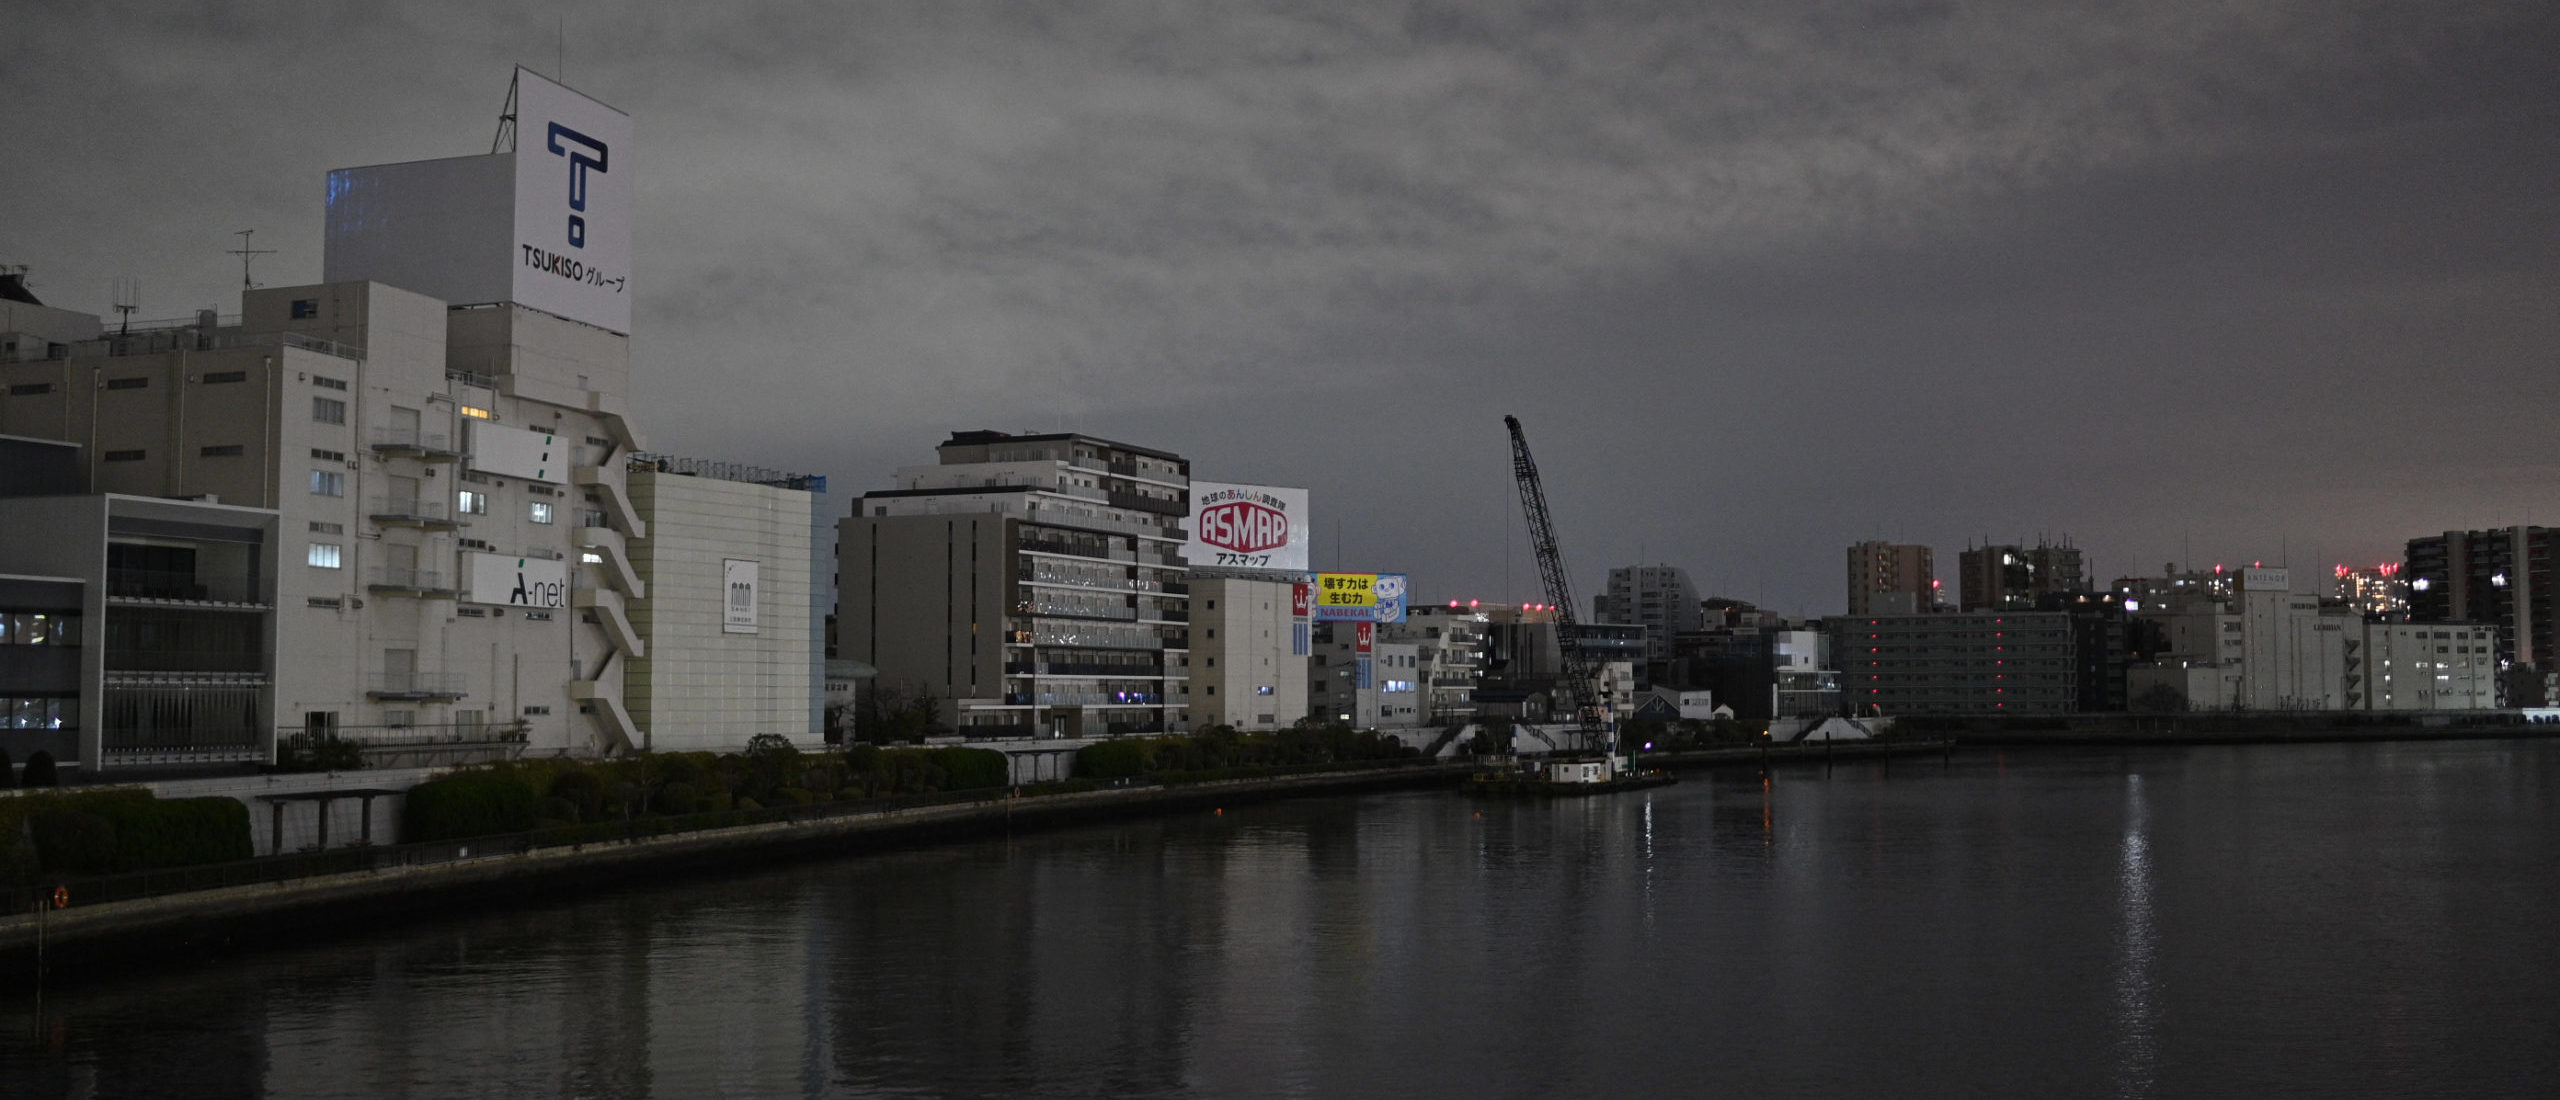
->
left=2113, top=772, right=2158, bottom=1099
left=6, top=742, right=2560, bottom=1098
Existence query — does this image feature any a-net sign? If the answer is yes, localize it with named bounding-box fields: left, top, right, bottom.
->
left=323, top=68, right=633, bottom=335
left=1184, top=483, right=1309, bottom=571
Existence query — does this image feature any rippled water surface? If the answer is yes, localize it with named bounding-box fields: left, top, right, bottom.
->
left=7, top=740, right=2560, bottom=1098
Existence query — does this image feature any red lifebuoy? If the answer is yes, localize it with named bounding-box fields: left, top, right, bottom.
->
left=51, top=886, right=69, bottom=910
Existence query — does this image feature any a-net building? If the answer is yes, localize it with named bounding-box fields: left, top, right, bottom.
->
left=0, top=69, right=817, bottom=783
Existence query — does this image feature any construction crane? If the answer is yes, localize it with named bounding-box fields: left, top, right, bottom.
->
left=1504, top=415, right=1612, bottom=756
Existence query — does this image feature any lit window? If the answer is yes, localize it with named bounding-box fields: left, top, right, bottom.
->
left=457, top=490, right=488, bottom=515
left=529, top=502, right=554, bottom=524
left=307, top=543, right=343, bottom=569
left=309, top=470, right=344, bottom=497
left=460, top=406, right=493, bottom=420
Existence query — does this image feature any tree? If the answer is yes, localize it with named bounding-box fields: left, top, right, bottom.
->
left=22, top=751, right=59, bottom=788
left=853, top=683, right=943, bottom=744
left=275, top=730, right=367, bottom=772
left=2131, top=683, right=2188, bottom=714
left=2501, top=665, right=2548, bottom=709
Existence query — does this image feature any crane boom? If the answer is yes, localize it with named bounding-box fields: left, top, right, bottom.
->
left=1504, top=415, right=1611, bottom=754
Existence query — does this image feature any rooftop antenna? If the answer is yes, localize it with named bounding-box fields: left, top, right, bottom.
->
left=225, top=230, right=275, bottom=291
left=490, top=70, right=521, bottom=154
left=110, top=277, right=140, bottom=336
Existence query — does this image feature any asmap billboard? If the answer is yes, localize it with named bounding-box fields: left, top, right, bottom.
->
left=322, top=68, right=632, bottom=335
left=1310, top=572, right=1408, bottom=623
left=1184, top=483, right=1309, bottom=571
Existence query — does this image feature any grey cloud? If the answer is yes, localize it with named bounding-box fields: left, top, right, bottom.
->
left=9, top=1, right=2558, bottom=612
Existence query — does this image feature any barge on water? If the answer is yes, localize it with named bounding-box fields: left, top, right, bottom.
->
left=1464, top=754, right=1676, bottom=797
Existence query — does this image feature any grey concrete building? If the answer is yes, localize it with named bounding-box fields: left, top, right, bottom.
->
left=838, top=431, right=1192, bottom=739
left=1829, top=610, right=2078, bottom=715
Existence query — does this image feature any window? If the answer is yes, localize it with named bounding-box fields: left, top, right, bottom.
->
left=103, top=449, right=145, bottom=462
left=199, top=444, right=245, bottom=457
left=309, top=521, right=343, bottom=535
left=202, top=370, right=247, bottom=384
left=313, top=396, right=346, bottom=424
left=312, top=375, right=347, bottom=391
left=105, top=377, right=149, bottom=390
left=307, top=543, right=342, bottom=568
left=306, top=596, right=343, bottom=609
left=311, top=448, right=345, bottom=462
left=457, top=490, right=488, bottom=515
left=290, top=299, right=319, bottom=319
left=528, top=502, right=553, bottom=524
left=460, top=405, right=493, bottom=420
left=8, top=383, right=51, bottom=396
left=310, top=470, right=344, bottom=496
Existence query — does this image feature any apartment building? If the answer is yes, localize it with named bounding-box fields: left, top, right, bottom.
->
left=1846, top=541, right=1936, bottom=615
left=1827, top=611, right=2079, bottom=715
left=838, top=431, right=1191, bottom=739
left=1384, top=602, right=1489, bottom=724
left=1595, top=564, right=1701, bottom=662
left=1958, top=540, right=2085, bottom=611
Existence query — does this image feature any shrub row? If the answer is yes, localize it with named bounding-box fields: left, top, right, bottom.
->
left=1075, top=724, right=1420, bottom=780
left=0, top=789, right=253, bottom=884
left=402, top=741, right=1016, bottom=843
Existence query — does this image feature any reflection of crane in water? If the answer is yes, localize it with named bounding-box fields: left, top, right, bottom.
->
left=1504, top=415, right=1612, bottom=756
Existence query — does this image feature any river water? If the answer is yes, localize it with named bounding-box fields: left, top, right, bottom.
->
left=7, top=740, right=2559, bottom=1098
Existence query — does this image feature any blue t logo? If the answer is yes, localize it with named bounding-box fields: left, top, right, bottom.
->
left=546, top=122, right=609, bottom=248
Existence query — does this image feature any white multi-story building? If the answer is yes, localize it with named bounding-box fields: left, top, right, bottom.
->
left=0, top=70, right=819, bottom=774
left=626, top=458, right=823, bottom=751
left=838, top=431, right=1192, bottom=740
left=1309, top=622, right=1421, bottom=728
left=1188, top=575, right=1305, bottom=732
left=2127, top=567, right=2493, bottom=711
left=1384, top=603, right=1488, bottom=724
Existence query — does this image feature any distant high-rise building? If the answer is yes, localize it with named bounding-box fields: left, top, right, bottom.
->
left=1595, top=565, right=1700, bottom=663
left=1958, top=540, right=2085, bottom=611
left=2333, top=563, right=2409, bottom=618
left=2406, top=527, right=2557, bottom=669
left=1846, top=541, right=1936, bottom=615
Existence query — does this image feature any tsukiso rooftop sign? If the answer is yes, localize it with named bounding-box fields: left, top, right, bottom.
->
left=324, top=67, right=634, bottom=334
left=1183, top=482, right=1309, bottom=571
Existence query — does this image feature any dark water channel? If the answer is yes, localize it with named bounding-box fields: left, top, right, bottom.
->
left=7, top=740, right=2559, bottom=1098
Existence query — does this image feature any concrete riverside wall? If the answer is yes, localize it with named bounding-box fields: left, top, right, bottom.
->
left=0, top=763, right=1472, bottom=963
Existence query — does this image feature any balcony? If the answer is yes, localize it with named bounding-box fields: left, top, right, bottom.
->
left=1107, top=490, right=1187, bottom=516
left=369, top=498, right=466, bottom=530
left=369, top=426, right=463, bottom=461
left=105, top=567, right=262, bottom=606
left=366, top=671, right=467, bottom=701
left=367, top=567, right=459, bottom=598
left=105, top=646, right=266, bottom=676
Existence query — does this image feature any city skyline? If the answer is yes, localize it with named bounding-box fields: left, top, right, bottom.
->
left=12, top=1, right=2558, bottom=615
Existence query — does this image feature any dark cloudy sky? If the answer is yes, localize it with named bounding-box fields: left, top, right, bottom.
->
left=10, top=2, right=2558, bottom=615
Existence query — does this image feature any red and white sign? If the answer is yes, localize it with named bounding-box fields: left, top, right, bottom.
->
left=1183, top=482, right=1309, bottom=571
left=1292, top=583, right=1311, bottom=618
left=1355, top=622, right=1373, bottom=653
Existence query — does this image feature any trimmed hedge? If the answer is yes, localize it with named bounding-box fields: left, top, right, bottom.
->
left=0, top=788, right=253, bottom=883
left=402, top=768, right=540, bottom=842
